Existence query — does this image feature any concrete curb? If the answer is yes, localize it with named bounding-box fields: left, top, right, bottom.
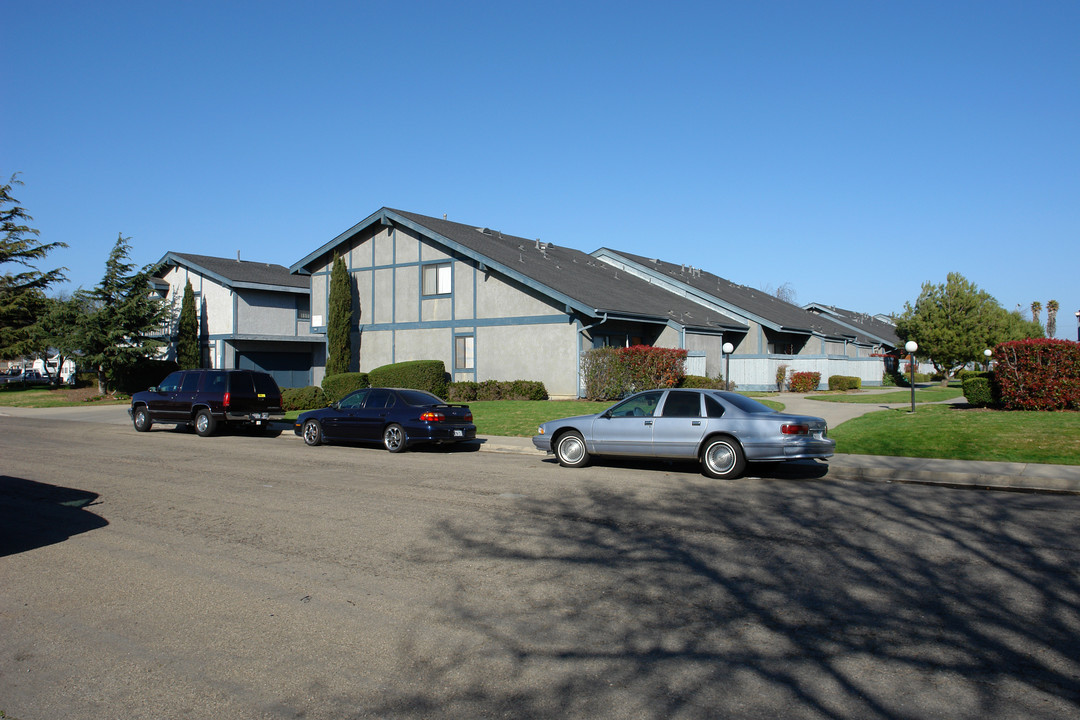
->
left=474, top=435, right=1080, bottom=494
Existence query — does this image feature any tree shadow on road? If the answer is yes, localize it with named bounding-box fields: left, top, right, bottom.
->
left=371, top=477, right=1080, bottom=719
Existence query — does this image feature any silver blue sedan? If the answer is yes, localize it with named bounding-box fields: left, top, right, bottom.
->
left=532, top=389, right=836, bottom=479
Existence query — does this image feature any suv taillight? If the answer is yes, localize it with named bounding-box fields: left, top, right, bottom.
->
left=223, top=391, right=230, bottom=409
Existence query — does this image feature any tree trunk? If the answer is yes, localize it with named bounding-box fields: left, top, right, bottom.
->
left=97, top=365, right=108, bottom=396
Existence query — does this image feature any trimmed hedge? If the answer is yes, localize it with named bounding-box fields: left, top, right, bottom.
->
left=788, top=371, right=821, bottom=393
left=282, top=385, right=327, bottom=411
left=828, top=375, right=861, bottom=391
left=368, top=360, right=448, bottom=398
left=447, top=379, right=548, bottom=401
left=993, top=339, right=1080, bottom=411
left=321, top=372, right=370, bottom=403
left=962, top=376, right=995, bottom=408
left=678, top=374, right=729, bottom=390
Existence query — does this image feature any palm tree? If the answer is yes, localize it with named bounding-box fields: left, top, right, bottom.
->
left=1031, top=301, right=1042, bottom=326
left=1047, top=300, right=1059, bottom=338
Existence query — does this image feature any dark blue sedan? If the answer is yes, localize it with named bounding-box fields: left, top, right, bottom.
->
left=295, top=387, right=476, bottom=452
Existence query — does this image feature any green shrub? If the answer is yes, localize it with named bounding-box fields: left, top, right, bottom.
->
left=788, top=371, right=821, bottom=393
left=828, top=375, right=861, bottom=391
left=679, top=374, right=735, bottom=390
left=369, top=360, right=448, bottom=398
left=955, top=369, right=990, bottom=383
left=282, top=385, right=327, bottom=411
left=447, top=379, right=548, bottom=401
left=447, top=381, right=478, bottom=401
left=776, top=364, right=789, bottom=391
left=321, top=372, right=369, bottom=403
left=678, top=374, right=717, bottom=389
left=961, top=376, right=996, bottom=408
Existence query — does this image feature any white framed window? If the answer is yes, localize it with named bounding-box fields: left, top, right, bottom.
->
left=455, top=335, right=475, bottom=370
left=422, top=262, right=452, bottom=296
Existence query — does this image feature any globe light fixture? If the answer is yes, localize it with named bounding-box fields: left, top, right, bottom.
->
left=983, top=348, right=992, bottom=371
left=904, top=341, right=918, bottom=412
left=722, top=342, right=734, bottom=390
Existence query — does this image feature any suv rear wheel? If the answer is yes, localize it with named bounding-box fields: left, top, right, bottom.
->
left=194, top=409, right=217, bottom=437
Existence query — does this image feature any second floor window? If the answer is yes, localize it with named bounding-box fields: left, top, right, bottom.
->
left=422, top=262, right=452, bottom=296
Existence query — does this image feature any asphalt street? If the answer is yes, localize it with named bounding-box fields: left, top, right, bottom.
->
left=2, top=413, right=1079, bottom=719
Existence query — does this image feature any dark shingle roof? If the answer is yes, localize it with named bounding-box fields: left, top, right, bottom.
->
left=385, top=209, right=745, bottom=331
left=805, top=303, right=900, bottom=348
left=596, top=249, right=871, bottom=342
left=160, top=252, right=309, bottom=290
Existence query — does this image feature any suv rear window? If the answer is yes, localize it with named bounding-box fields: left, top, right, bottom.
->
left=252, top=373, right=280, bottom=397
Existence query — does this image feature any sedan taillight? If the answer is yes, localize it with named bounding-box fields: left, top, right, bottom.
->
left=420, top=411, right=445, bottom=422
left=464, top=411, right=473, bottom=423
left=781, top=423, right=809, bottom=435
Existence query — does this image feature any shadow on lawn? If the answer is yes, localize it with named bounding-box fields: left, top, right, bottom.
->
left=369, top=477, right=1080, bottom=719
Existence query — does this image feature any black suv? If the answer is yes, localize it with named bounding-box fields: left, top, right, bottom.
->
left=129, top=369, right=284, bottom=437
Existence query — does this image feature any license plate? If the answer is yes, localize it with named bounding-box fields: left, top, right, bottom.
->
left=453, top=429, right=463, bottom=437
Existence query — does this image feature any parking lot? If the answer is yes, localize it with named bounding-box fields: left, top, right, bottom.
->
left=2, top=414, right=1079, bottom=719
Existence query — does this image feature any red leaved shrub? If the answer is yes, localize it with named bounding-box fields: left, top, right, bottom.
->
left=788, top=371, right=821, bottom=393
left=993, top=339, right=1080, bottom=411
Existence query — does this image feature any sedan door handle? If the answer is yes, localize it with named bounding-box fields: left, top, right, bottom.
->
left=692, top=421, right=701, bottom=426
left=644, top=420, right=653, bottom=426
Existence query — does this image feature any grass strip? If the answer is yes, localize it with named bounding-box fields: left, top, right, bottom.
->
left=829, top=404, right=1080, bottom=465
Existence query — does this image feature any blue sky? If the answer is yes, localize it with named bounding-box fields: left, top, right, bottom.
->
left=4, top=0, right=1078, bottom=338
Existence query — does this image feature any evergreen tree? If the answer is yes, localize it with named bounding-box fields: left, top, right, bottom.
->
left=896, top=272, right=1042, bottom=377
left=176, top=279, right=200, bottom=369
left=74, top=234, right=168, bottom=394
left=326, top=255, right=352, bottom=376
left=26, top=294, right=82, bottom=386
left=1, top=173, right=68, bottom=359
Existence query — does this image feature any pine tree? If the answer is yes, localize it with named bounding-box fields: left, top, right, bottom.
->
left=1, top=173, right=68, bottom=359
left=74, top=234, right=169, bottom=394
left=176, top=279, right=200, bottom=369
left=326, top=255, right=352, bottom=376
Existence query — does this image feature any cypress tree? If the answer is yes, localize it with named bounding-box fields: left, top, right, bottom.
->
left=326, top=255, right=352, bottom=376
left=176, top=279, right=199, bottom=369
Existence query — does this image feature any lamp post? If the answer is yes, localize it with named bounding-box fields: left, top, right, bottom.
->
left=905, top=341, right=918, bottom=413
left=1075, top=310, right=1079, bottom=342
left=722, top=342, right=734, bottom=391
left=983, top=348, right=992, bottom=372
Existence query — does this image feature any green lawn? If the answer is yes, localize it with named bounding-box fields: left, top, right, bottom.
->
left=829, top=404, right=1080, bottom=465
left=0, top=385, right=128, bottom=408
left=806, top=387, right=964, bottom=404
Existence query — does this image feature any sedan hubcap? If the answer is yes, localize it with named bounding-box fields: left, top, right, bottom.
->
left=559, top=435, right=585, bottom=464
left=706, top=442, right=735, bottom=473
left=304, top=422, right=318, bottom=444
